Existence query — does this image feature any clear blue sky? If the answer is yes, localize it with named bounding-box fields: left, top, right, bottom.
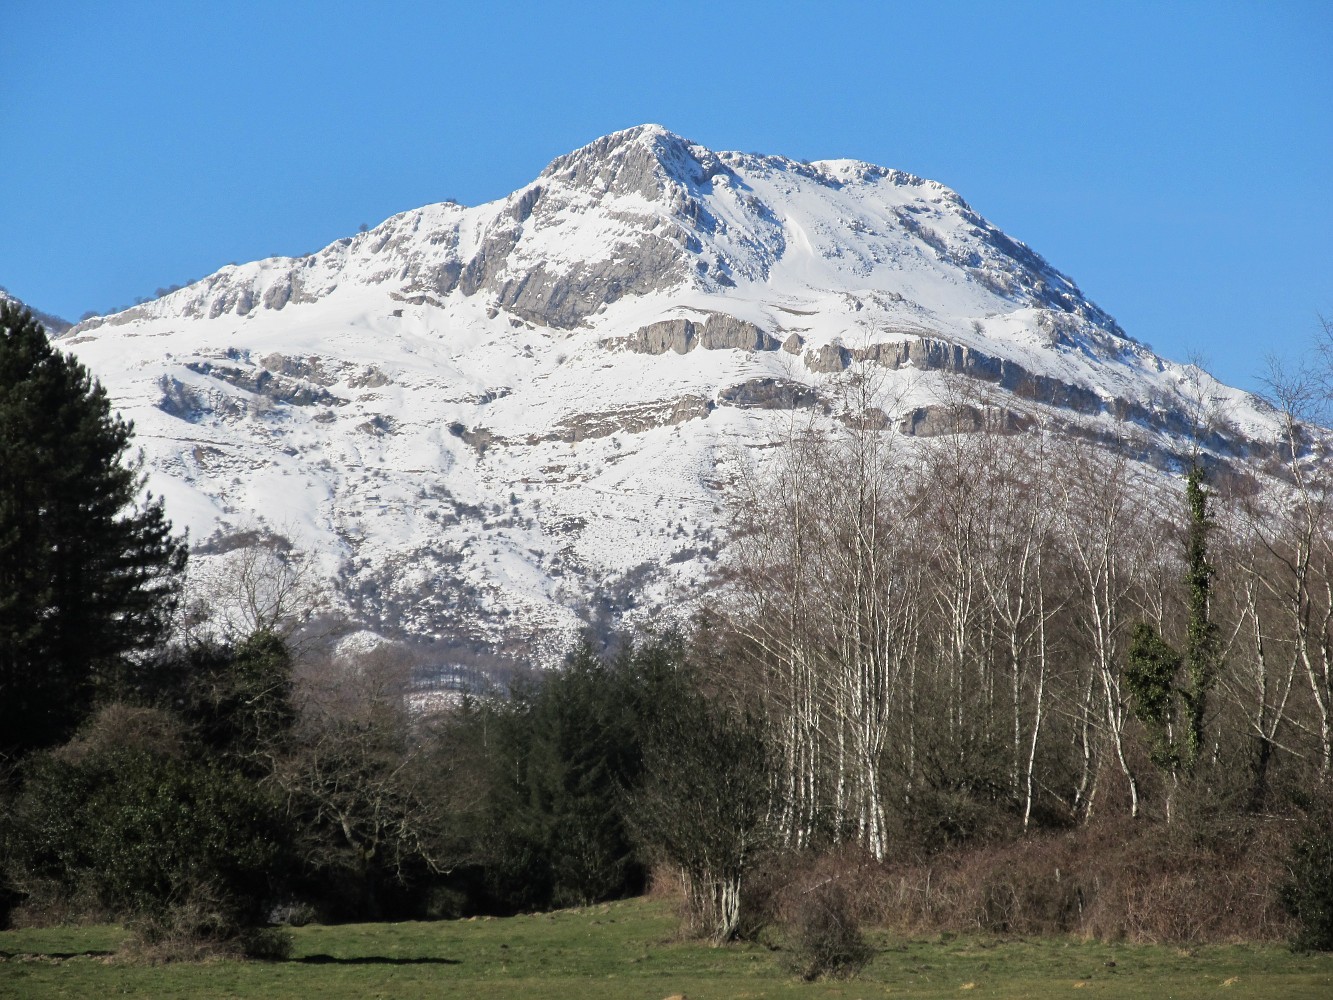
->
left=2, top=0, right=1329, bottom=392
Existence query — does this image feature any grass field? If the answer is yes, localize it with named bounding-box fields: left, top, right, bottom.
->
left=2, top=898, right=1330, bottom=999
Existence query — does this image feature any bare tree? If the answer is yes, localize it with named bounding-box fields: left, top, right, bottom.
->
left=184, top=530, right=330, bottom=651
left=1251, top=339, right=1333, bottom=777
left=967, top=429, right=1062, bottom=827
left=1051, top=437, right=1164, bottom=819
left=723, top=366, right=918, bottom=858
left=1215, top=489, right=1302, bottom=805
left=277, top=643, right=463, bottom=907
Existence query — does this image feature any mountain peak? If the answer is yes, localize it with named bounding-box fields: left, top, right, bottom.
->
left=541, top=124, right=724, bottom=200
left=45, top=126, right=1288, bottom=658
left=551, top=123, right=693, bottom=162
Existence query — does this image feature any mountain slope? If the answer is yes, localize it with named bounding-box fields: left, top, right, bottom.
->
left=53, top=125, right=1281, bottom=659
left=2, top=286, right=71, bottom=334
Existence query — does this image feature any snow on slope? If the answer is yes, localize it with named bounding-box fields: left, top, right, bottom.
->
left=2, top=286, right=71, bottom=334
left=52, top=125, right=1282, bottom=661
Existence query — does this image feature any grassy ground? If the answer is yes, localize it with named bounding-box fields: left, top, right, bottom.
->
left=2, top=898, right=1330, bottom=999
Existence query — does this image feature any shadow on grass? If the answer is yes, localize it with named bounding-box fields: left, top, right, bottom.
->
left=296, top=954, right=461, bottom=966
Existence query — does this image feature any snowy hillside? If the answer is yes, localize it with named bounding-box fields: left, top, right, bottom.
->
left=2, top=286, right=71, bottom=335
left=52, top=125, right=1282, bottom=661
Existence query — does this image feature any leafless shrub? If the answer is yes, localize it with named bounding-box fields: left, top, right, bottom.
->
left=120, top=883, right=291, bottom=963
left=52, top=704, right=184, bottom=765
left=5, top=878, right=109, bottom=930
left=874, top=818, right=1292, bottom=944
left=784, top=881, right=871, bottom=980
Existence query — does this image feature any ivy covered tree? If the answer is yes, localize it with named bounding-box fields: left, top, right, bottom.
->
left=1125, top=622, right=1183, bottom=772
left=1125, top=463, right=1221, bottom=800
left=0, top=302, right=186, bottom=759
left=1181, top=464, right=1220, bottom=770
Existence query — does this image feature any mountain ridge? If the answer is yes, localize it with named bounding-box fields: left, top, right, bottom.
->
left=1, top=286, right=71, bottom=334
left=44, top=125, right=1285, bottom=660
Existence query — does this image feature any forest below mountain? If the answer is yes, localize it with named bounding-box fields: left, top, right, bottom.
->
left=3, top=303, right=1333, bottom=969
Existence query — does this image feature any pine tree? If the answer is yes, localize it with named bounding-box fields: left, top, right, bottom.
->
left=0, top=302, right=186, bottom=758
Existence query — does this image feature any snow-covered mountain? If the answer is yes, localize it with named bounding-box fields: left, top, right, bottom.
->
left=2, top=286, right=71, bottom=334
left=52, top=125, right=1281, bottom=660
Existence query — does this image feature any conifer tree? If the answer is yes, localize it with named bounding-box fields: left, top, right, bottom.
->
left=0, top=302, right=186, bottom=757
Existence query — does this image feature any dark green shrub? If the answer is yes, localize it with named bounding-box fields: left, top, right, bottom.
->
left=10, top=719, right=291, bottom=957
left=1279, top=813, right=1333, bottom=952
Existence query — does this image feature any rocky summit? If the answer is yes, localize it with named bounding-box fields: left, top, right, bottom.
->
left=50, top=125, right=1280, bottom=661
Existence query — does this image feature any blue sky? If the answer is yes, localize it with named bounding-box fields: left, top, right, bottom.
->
left=2, top=0, right=1329, bottom=392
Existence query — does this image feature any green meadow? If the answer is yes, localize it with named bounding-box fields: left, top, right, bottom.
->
left=2, top=898, right=1330, bottom=1000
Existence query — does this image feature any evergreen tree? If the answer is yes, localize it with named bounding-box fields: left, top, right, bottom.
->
left=465, top=636, right=692, bottom=913
left=0, top=303, right=186, bottom=758
left=481, top=641, right=646, bottom=910
left=1181, top=464, right=1219, bottom=769
left=181, top=631, right=297, bottom=775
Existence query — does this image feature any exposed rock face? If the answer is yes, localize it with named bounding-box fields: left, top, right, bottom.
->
left=844, top=337, right=1104, bottom=413
left=541, top=395, right=715, bottom=442
left=183, top=360, right=343, bottom=408
left=610, top=312, right=779, bottom=355
left=805, top=342, right=851, bottom=373
left=613, top=317, right=695, bottom=355
left=156, top=375, right=211, bottom=422
left=259, top=353, right=338, bottom=385
left=798, top=335, right=1111, bottom=417
left=540, top=125, right=728, bottom=201
left=899, top=404, right=1032, bottom=437
left=492, top=249, right=691, bottom=329
left=838, top=407, right=891, bottom=431
left=718, top=378, right=820, bottom=410
left=448, top=423, right=500, bottom=455
left=699, top=314, right=779, bottom=351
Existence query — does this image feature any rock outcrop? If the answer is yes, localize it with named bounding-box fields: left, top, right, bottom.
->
left=608, top=312, right=780, bottom=355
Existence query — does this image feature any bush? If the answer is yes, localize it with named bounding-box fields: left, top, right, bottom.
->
left=1279, top=811, right=1333, bottom=952
left=893, top=723, right=1018, bottom=852
left=8, top=709, right=291, bottom=957
left=122, top=886, right=292, bottom=963
left=873, top=816, right=1292, bottom=944
left=784, top=882, right=871, bottom=981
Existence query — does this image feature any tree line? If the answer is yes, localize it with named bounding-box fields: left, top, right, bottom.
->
left=3, top=299, right=1332, bottom=959
left=0, top=300, right=768, bottom=954
left=715, top=362, right=1333, bottom=851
